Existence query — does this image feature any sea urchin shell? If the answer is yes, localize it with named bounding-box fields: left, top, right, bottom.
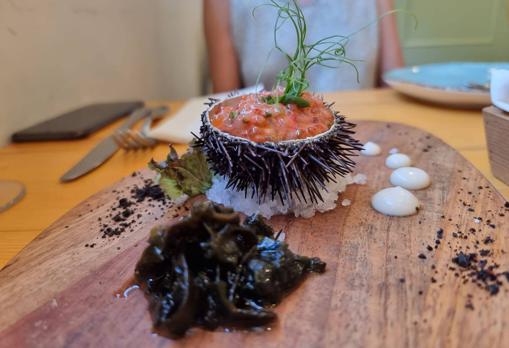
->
left=194, top=95, right=362, bottom=205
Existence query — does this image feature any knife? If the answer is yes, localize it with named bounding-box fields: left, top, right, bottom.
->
left=60, top=106, right=168, bottom=182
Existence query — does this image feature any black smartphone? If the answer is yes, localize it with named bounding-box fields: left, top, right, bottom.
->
left=11, top=101, right=144, bottom=142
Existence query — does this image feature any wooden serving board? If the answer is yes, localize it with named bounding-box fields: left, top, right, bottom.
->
left=1, top=121, right=508, bottom=348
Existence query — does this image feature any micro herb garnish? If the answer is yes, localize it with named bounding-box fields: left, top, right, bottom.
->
left=254, top=0, right=359, bottom=108
left=254, top=2, right=415, bottom=109
left=229, top=111, right=238, bottom=120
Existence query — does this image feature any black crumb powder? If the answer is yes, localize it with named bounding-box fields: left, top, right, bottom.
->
left=132, top=181, right=166, bottom=202
left=88, top=178, right=174, bottom=240
left=422, top=183, right=508, bottom=307
left=487, top=284, right=500, bottom=296
left=452, top=252, right=476, bottom=268
left=484, top=236, right=495, bottom=244
left=449, top=250, right=506, bottom=297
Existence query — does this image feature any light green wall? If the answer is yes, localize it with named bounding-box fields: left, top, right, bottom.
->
left=395, top=0, right=509, bottom=65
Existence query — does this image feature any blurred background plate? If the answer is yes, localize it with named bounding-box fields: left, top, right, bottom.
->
left=384, top=62, right=509, bottom=108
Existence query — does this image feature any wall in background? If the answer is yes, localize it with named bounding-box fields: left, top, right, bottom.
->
left=396, top=0, right=509, bottom=65
left=0, top=0, right=204, bottom=146
left=2, top=0, right=509, bottom=146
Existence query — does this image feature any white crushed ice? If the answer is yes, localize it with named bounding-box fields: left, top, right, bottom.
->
left=341, top=199, right=351, bottom=206
left=389, top=147, right=399, bottom=154
left=206, top=174, right=353, bottom=219
left=353, top=173, right=367, bottom=185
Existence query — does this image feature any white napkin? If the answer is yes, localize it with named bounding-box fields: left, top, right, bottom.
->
left=148, top=84, right=263, bottom=144
left=491, top=69, right=509, bottom=112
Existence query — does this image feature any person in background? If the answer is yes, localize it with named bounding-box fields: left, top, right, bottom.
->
left=204, top=0, right=404, bottom=93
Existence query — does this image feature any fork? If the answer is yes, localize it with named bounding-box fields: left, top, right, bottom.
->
left=113, top=106, right=168, bottom=150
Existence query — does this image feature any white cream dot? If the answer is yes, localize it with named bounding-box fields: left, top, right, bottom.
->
left=361, top=141, right=381, bottom=156
left=386, top=153, right=412, bottom=169
left=371, top=186, right=420, bottom=217
left=390, top=167, right=431, bottom=190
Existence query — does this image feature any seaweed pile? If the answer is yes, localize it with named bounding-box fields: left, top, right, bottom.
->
left=134, top=201, right=325, bottom=338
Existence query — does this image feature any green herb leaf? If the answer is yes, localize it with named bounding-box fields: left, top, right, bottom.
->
left=158, top=175, right=184, bottom=200
left=148, top=145, right=212, bottom=200
left=173, top=149, right=212, bottom=196
left=279, top=95, right=310, bottom=108
left=260, top=95, right=277, bottom=104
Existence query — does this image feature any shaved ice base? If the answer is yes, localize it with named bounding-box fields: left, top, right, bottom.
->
left=206, top=174, right=355, bottom=219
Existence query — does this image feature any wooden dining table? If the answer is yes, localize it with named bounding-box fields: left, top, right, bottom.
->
left=0, top=88, right=507, bottom=269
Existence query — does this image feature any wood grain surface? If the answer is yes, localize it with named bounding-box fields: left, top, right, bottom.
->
left=1, top=121, right=508, bottom=348
left=2, top=90, right=508, bottom=269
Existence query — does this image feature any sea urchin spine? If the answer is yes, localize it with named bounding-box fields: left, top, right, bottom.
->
left=194, top=98, right=362, bottom=206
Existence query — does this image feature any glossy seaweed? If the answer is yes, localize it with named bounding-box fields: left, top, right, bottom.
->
left=135, top=201, right=325, bottom=339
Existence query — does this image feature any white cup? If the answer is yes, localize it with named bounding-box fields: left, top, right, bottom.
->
left=491, top=68, right=509, bottom=112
